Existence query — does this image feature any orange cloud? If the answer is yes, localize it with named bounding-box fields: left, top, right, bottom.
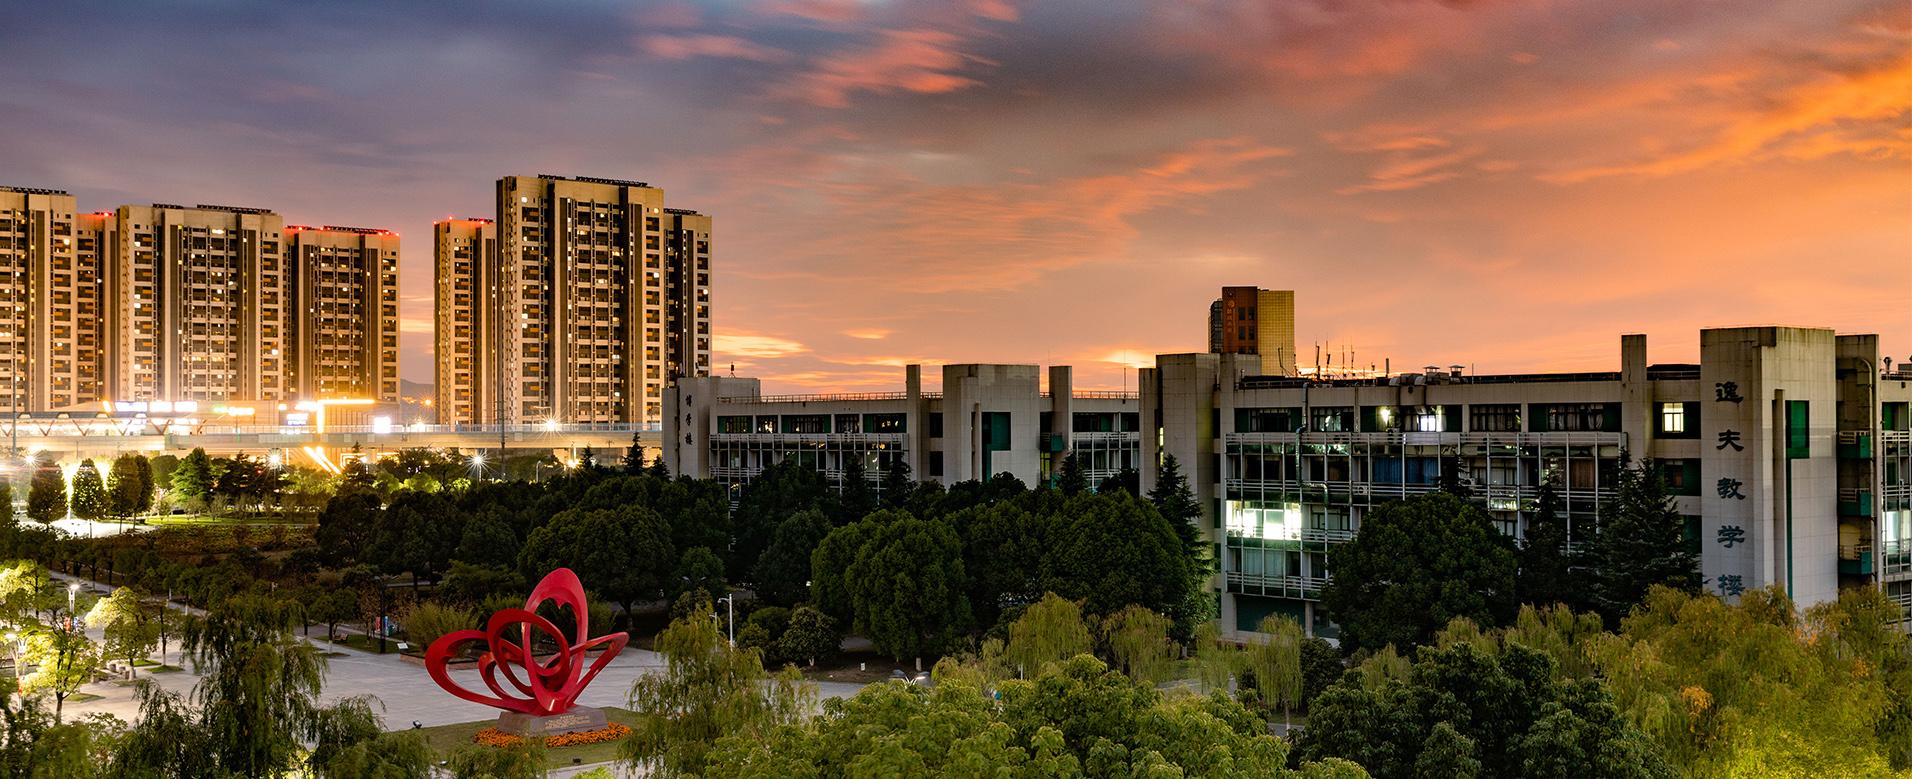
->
left=784, top=29, right=988, bottom=107
left=1544, top=51, right=1912, bottom=183
left=714, top=332, right=808, bottom=358
left=745, top=136, right=1291, bottom=292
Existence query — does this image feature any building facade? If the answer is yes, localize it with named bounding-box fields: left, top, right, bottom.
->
left=0, top=187, right=108, bottom=412
left=433, top=218, right=497, bottom=424
left=106, top=203, right=290, bottom=403
left=1, top=185, right=405, bottom=411
left=1142, top=326, right=1912, bottom=636
left=284, top=225, right=400, bottom=402
left=435, top=175, right=710, bottom=426
left=664, top=364, right=1143, bottom=500
left=1208, top=286, right=1297, bottom=376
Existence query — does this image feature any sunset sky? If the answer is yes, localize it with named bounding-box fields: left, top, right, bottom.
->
left=2, top=0, right=1905, bottom=391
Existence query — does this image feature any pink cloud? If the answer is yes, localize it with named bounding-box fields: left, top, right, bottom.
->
left=641, top=33, right=790, bottom=62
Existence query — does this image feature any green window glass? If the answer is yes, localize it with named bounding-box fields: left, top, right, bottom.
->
left=1786, top=400, right=1809, bottom=459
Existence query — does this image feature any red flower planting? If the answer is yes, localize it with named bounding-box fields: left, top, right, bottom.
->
left=425, top=567, right=628, bottom=716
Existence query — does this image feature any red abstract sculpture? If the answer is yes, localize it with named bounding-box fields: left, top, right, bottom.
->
left=425, top=568, right=628, bottom=716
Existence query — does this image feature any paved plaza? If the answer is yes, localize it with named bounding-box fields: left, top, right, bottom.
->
left=54, top=576, right=867, bottom=730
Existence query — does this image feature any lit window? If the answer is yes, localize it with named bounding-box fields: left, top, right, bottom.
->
left=1660, top=402, right=1685, bottom=434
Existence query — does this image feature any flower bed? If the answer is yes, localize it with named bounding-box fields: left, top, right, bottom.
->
left=472, top=722, right=631, bottom=749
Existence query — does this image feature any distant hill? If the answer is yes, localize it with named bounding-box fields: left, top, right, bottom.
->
left=400, top=379, right=434, bottom=398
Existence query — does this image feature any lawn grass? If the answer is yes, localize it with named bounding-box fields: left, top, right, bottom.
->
left=68, top=692, right=103, bottom=703
left=414, top=706, right=638, bottom=769
left=146, top=514, right=316, bottom=527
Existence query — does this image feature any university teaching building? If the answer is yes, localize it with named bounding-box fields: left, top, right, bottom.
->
left=0, top=185, right=398, bottom=410
left=434, top=175, right=712, bottom=426
left=666, top=326, right=1912, bottom=636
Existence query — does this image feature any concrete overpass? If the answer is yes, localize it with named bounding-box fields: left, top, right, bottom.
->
left=0, top=420, right=661, bottom=468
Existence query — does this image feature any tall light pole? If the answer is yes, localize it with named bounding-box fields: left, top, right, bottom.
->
left=715, top=595, right=734, bottom=647
left=66, top=583, right=79, bottom=633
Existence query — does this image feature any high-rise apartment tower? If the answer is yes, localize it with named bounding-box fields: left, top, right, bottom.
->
left=285, top=225, right=400, bottom=401
left=2, top=186, right=403, bottom=409
left=1208, top=287, right=1296, bottom=376
left=435, top=174, right=710, bottom=425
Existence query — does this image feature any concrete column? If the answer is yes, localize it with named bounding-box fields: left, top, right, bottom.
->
left=1621, top=334, right=1650, bottom=457
left=905, top=365, right=923, bottom=480
left=1048, top=365, right=1073, bottom=477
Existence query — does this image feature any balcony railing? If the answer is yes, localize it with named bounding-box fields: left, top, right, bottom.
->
left=1226, top=430, right=1627, bottom=448
left=1883, top=539, right=1912, bottom=579
left=1225, top=527, right=1356, bottom=544
left=719, top=391, right=939, bottom=404
left=1070, top=431, right=1141, bottom=444
left=1225, top=571, right=1330, bottom=600
left=1042, top=390, right=1140, bottom=400
left=1225, top=479, right=1611, bottom=507
left=709, top=432, right=908, bottom=445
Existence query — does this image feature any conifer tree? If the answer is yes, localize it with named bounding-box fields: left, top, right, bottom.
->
left=1057, top=452, right=1087, bottom=496
left=1590, top=454, right=1700, bottom=623
left=26, top=460, right=66, bottom=525
left=69, top=459, right=106, bottom=522
left=1517, top=481, right=1578, bottom=610
left=624, top=432, right=647, bottom=474
left=171, top=447, right=215, bottom=503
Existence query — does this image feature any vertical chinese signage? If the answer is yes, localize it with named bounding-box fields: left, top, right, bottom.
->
left=1704, top=370, right=1754, bottom=600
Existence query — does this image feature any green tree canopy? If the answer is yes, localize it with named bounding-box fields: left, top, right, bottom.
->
left=519, top=503, right=674, bottom=615
left=776, top=606, right=840, bottom=669
left=841, top=513, right=973, bottom=664
left=1044, top=493, right=1197, bottom=626
left=1588, top=586, right=1912, bottom=774
left=732, top=459, right=830, bottom=580
left=19, top=627, right=101, bottom=723
left=671, top=546, right=727, bottom=604
left=452, top=509, right=518, bottom=569
left=85, top=587, right=159, bottom=678
left=315, top=492, right=382, bottom=565
left=1297, top=640, right=1669, bottom=779
left=751, top=509, right=833, bottom=607
left=1321, top=492, right=1518, bottom=653
left=701, top=654, right=1328, bottom=778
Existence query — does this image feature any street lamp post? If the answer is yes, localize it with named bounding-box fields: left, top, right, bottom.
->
left=715, top=595, right=734, bottom=647
left=66, top=583, right=79, bottom=632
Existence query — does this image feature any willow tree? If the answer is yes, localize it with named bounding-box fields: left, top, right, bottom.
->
left=1102, top=604, right=1177, bottom=685
left=1003, top=593, right=1092, bottom=678
left=623, top=604, right=815, bottom=779
left=1246, top=616, right=1306, bottom=728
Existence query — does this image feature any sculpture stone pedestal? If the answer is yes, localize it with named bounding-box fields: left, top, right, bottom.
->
left=495, top=706, right=609, bottom=737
